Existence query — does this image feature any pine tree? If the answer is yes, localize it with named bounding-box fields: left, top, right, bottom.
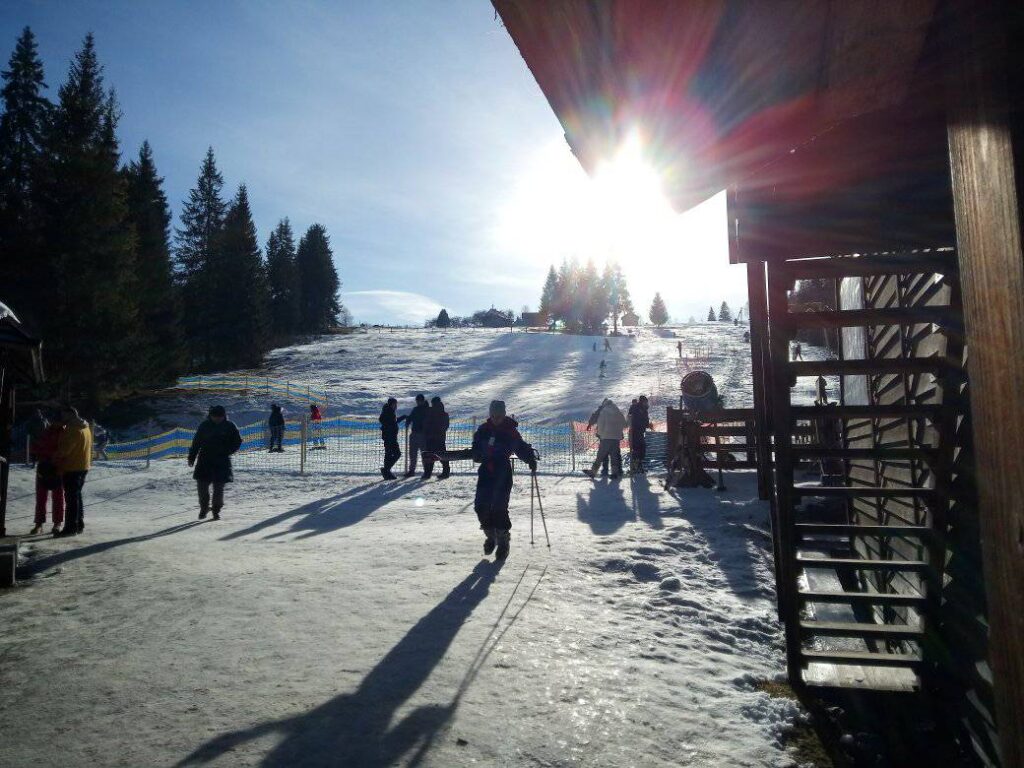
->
left=175, top=147, right=226, bottom=367
left=719, top=301, right=732, bottom=322
left=216, top=184, right=270, bottom=366
left=579, top=259, right=607, bottom=334
left=603, top=262, right=633, bottom=334
left=0, top=26, right=52, bottom=328
left=649, top=293, right=669, bottom=326
left=123, top=140, right=182, bottom=384
left=40, top=34, right=138, bottom=398
left=554, top=258, right=579, bottom=330
left=539, top=265, right=557, bottom=325
left=708, top=305, right=717, bottom=321
left=436, top=308, right=451, bottom=328
left=265, top=217, right=300, bottom=337
left=296, top=223, right=342, bottom=333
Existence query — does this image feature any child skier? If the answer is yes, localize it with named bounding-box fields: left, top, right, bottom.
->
left=472, top=400, right=537, bottom=559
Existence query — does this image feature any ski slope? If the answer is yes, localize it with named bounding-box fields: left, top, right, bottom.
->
left=0, top=325, right=824, bottom=767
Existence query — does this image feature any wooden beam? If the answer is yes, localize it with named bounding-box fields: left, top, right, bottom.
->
left=946, top=3, right=1024, bottom=763
left=746, top=261, right=773, bottom=500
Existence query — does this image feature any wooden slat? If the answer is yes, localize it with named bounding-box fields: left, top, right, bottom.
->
left=796, top=555, right=929, bottom=571
left=799, top=620, right=924, bottom=638
left=798, top=590, right=926, bottom=606
left=789, top=358, right=956, bottom=377
left=791, top=404, right=944, bottom=419
left=793, top=485, right=936, bottom=499
left=785, top=306, right=957, bottom=329
left=783, top=252, right=957, bottom=281
left=796, top=523, right=931, bottom=537
left=790, top=447, right=938, bottom=461
left=800, top=649, right=924, bottom=667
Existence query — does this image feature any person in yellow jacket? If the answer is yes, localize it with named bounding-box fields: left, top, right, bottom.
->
left=56, top=405, right=92, bottom=537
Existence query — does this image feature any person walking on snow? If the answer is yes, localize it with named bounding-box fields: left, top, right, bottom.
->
left=309, top=403, right=327, bottom=448
left=422, top=396, right=451, bottom=480
left=55, top=406, right=92, bottom=537
left=586, top=401, right=611, bottom=476
left=792, top=341, right=803, bottom=361
left=604, top=337, right=611, bottom=352
left=188, top=405, right=243, bottom=520
left=30, top=415, right=64, bottom=536
left=268, top=404, right=285, bottom=452
left=91, top=420, right=109, bottom=460
left=583, top=398, right=626, bottom=479
left=403, top=394, right=430, bottom=478
left=472, top=400, right=537, bottom=560
left=629, top=395, right=654, bottom=474
left=677, top=340, right=682, bottom=359
left=599, top=359, right=607, bottom=378
left=379, top=398, right=403, bottom=479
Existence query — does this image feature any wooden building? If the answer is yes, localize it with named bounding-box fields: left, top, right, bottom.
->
left=492, top=2, right=1024, bottom=764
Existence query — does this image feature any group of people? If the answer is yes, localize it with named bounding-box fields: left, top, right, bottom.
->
left=378, top=393, right=451, bottom=480
left=266, top=403, right=326, bottom=452
left=582, top=395, right=653, bottom=479
left=25, top=406, right=94, bottom=537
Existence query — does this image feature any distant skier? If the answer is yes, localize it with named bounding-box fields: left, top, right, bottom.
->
left=91, top=420, right=109, bottom=460
left=583, top=398, right=626, bottom=479
left=379, top=398, right=403, bottom=479
left=604, top=337, right=611, bottom=352
left=30, top=415, right=64, bottom=536
left=677, top=341, right=682, bottom=359
left=403, top=394, right=430, bottom=478
left=743, top=331, right=750, bottom=343
left=472, top=400, right=537, bottom=559
left=309, top=403, right=325, bottom=448
left=188, top=405, right=242, bottom=520
left=593, top=342, right=597, bottom=352
left=268, top=404, right=285, bottom=452
left=422, top=396, right=451, bottom=480
left=629, top=395, right=654, bottom=474
left=599, top=359, right=607, bottom=378
left=792, top=341, right=803, bottom=361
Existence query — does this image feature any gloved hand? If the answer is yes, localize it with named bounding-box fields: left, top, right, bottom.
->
left=187, top=457, right=195, bottom=468
left=528, top=459, right=537, bottom=473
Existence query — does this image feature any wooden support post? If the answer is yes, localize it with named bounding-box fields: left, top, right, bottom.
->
left=747, top=261, right=772, bottom=500
left=946, top=4, right=1024, bottom=761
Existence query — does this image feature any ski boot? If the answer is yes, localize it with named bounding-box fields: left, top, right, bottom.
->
left=29, top=524, right=43, bottom=535
left=199, top=507, right=208, bottom=520
left=483, top=528, right=496, bottom=556
left=212, top=508, right=221, bottom=521
left=50, top=525, right=60, bottom=536
left=495, top=531, right=511, bottom=560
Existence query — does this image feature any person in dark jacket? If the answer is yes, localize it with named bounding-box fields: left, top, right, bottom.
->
left=188, top=405, right=243, bottom=520
left=268, top=404, right=285, bottom=452
left=30, top=417, right=64, bottom=536
left=629, top=395, right=654, bottom=474
left=403, top=394, right=430, bottom=478
left=472, top=400, right=536, bottom=559
left=379, top=398, right=403, bottom=480
left=421, top=396, right=451, bottom=480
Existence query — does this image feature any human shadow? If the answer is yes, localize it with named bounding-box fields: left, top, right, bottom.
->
left=176, top=559, right=505, bottom=768
left=630, top=475, right=666, bottom=530
left=219, top=482, right=417, bottom=542
left=17, top=521, right=204, bottom=577
left=576, top=478, right=633, bottom=535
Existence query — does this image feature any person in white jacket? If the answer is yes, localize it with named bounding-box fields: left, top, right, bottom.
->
left=583, top=398, right=626, bottom=479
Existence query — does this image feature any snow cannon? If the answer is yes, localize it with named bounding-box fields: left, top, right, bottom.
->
left=680, top=370, right=722, bottom=416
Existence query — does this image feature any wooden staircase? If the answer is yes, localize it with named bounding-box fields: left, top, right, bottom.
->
left=765, top=250, right=963, bottom=691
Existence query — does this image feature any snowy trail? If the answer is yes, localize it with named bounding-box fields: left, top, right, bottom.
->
left=1, top=325, right=819, bottom=766
left=1, top=461, right=797, bottom=767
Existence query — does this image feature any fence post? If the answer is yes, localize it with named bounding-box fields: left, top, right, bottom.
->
left=266, top=376, right=270, bottom=395
left=569, top=422, right=576, bottom=472
left=286, top=381, right=291, bottom=397
left=404, top=422, right=410, bottom=475
left=306, top=384, right=310, bottom=403
left=243, top=373, right=248, bottom=392
left=300, top=416, right=308, bottom=474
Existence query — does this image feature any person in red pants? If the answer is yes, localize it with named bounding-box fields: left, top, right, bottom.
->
left=30, top=417, right=65, bottom=535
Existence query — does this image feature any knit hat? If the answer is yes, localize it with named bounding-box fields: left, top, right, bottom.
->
left=489, top=400, right=506, bottom=419
left=209, top=405, right=226, bottom=417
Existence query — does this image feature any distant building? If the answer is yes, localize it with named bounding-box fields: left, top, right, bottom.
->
left=519, top=311, right=545, bottom=327
left=476, top=308, right=514, bottom=328
left=621, top=311, right=640, bottom=327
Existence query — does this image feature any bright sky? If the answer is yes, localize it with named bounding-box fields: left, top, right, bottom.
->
left=1, top=1, right=748, bottom=325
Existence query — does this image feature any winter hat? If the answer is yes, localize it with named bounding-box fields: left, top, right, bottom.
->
left=489, top=400, right=506, bottom=419
left=415, top=393, right=426, bottom=403
left=209, top=405, right=226, bottom=417
left=431, top=396, right=442, bottom=406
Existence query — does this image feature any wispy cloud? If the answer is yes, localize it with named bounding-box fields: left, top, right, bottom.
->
left=342, top=290, right=444, bottom=326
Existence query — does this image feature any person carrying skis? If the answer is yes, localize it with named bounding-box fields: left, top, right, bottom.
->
left=629, top=395, right=654, bottom=474
left=309, top=403, right=325, bottom=448
left=379, top=398, right=403, bottom=479
left=403, top=394, right=430, bottom=478
left=188, top=405, right=243, bottom=520
left=30, top=414, right=65, bottom=536
left=583, top=398, right=626, bottom=479
left=472, top=400, right=537, bottom=559
left=268, top=404, right=285, bottom=452
left=55, top=405, right=92, bottom=536
left=422, top=396, right=451, bottom=480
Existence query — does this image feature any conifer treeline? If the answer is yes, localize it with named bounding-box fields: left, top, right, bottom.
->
left=0, top=29, right=345, bottom=401
left=538, top=259, right=633, bottom=334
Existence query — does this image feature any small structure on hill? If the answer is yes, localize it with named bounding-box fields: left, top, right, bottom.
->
left=621, top=311, right=640, bottom=327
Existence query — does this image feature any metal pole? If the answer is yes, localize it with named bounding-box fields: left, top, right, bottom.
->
left=533, top=472, right=550, bottom=548
left=404, top=422, right=410, bottom=475
left=569, top=422, right=576, bottom=472
left=300, top=416, right=307, bottom=474
left=530, top=470, right=535, bottom=545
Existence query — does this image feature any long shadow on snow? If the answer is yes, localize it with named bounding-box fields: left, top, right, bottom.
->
left=219, top=481, right=418, bottom=542
left=17, top=521, right=204, bottom=577
left=176, top=559, right=505, bottom=768
left=576, top=478, right=632, bottom=535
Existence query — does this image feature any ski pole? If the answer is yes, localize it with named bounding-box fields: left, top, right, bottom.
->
left=530, top=469, right=535, bottom=545
left=532, top=471, right=550, bottom=548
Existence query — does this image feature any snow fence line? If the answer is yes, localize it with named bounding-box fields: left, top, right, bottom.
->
left=175, top=374, right=330, bottom=409
left=103, top=416, right=671, bottom=476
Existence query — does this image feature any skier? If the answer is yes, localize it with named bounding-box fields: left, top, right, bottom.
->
left=422, top=396, right=451, bottom=480
left=91, top=420, right=109, bottom=460
left=586, top=401, right=611, bottom=476
left=403, top=394, right=430, bottom=478
left=55, top=405, right=92, bottom=537
left=29, top=415, right=64, bottom=536
left=743, top=330, right=750, bottom=343
left=792, top=341, right=803, bottom=361
left=599, top=359, right=607, bottom=378
left=582, top=398, right=626, bottom=479
left=379, top=398, right=403, bottom=480
left=309, top=403, right=326, bottom=448
left=188, top=405, right=243, bottom=520
left=592, top=342, right=597, bottom=352
left=268, top=404, right=285, bottom=452
left=472, top=400, right=537, bottom=559
left=629, top=395, right=654, bottom=474
left=604, top=337, right=611, bottom=352
left=677, top=340, right=682, bottom=359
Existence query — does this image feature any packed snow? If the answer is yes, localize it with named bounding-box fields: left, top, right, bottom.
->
left=1, top=325, right=817, bottom=767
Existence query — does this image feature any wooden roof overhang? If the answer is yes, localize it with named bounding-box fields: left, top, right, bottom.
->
left=493, top=0, right=954, bottom=261
left=0, top=312, right=44, bottom=385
